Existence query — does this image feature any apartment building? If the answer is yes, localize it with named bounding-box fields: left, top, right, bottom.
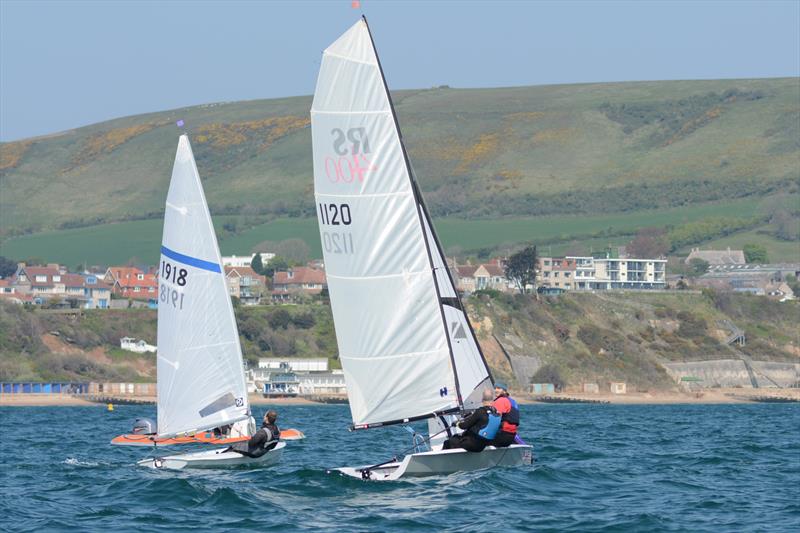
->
left=538, top=255, right=666, bottom=290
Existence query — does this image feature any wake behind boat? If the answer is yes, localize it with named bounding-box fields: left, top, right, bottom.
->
left=311, top=18, right=532, bottom=481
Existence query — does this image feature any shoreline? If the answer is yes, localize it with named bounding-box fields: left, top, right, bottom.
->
left=2, top=389, right=797, bottom=407
left=0, top=393, right=343, bottom=407
left=518, top=388, right=800, bottom=405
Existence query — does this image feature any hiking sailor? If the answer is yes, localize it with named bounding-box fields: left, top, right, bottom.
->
left=227, top=410, right=280, bottom=458
left=442, top=389, right=501, bottom=452
left=491, top=382, right=520, bottom=447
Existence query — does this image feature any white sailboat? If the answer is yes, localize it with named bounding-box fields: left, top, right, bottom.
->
left=311, top=18, right=532, bottom=480
left=136, top=134, right=285, bottom=469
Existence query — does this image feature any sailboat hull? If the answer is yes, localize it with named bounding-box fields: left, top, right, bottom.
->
left=335, top=444, right=532, bottom=481
left=137, top=441, right=285, bottom=470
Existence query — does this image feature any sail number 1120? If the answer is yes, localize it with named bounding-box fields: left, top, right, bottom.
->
left=318, top=203, right=352, bottom=226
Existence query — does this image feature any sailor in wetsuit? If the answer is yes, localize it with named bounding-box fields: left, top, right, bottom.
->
left=491, top=382, right=520, bottom=447
left=442, top=389, right=501, bottom=453
left=227, top=410, right=280, bottom=458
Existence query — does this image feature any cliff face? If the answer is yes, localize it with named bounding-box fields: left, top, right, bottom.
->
left=2, top=290, right=798, bottom=388
left=468, top=291, right=799, bottom=391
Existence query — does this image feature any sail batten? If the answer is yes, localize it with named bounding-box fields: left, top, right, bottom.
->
left=156, top=135, right=249, bottom=438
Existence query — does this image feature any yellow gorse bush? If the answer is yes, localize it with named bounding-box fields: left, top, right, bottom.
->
left=194, top=116, right=310, bottom=150
left=0, top=140, right=33, bottom=171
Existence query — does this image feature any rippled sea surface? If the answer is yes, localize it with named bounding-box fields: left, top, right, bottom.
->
left=2, top=403, right=799, bottom=532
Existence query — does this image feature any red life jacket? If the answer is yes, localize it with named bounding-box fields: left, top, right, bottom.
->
left=493, top=395, right=519, bottom=434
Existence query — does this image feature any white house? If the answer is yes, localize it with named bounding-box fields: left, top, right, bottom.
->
left=222, top=253, right=275, bottom=268
left=120, top=337, right=157, bottom=353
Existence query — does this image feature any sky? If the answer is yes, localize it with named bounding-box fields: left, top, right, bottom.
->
left=1, top=0, right=798, bottom=142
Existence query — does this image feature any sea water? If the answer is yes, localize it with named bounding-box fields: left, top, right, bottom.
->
left=1, top=403, right=798, bottom=532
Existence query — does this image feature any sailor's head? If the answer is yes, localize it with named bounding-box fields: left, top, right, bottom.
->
left=494, top=382, right=509, bottom=397
left=482, top=388, right=494, bottom=405
left=264, top=410, right=278, bottom=424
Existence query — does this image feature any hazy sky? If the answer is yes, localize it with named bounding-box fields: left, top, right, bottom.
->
left=1, top=0, right=798, bottom=141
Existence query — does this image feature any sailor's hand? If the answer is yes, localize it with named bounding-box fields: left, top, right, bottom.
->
left=450, top=419, right=459, bottom=427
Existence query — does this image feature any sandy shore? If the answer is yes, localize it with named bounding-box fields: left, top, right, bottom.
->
left=518, top=388, right=800, bottom=405
left=0, top=394, right=98, bottom=406
left=2, top=389, right=797, bottom=407
left=0, top=393, right=340, bottom=407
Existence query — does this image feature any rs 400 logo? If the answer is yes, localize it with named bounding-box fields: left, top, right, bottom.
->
left=325, top=127, right=377, bottom=184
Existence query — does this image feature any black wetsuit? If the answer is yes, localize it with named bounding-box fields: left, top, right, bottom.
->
left=229, top=422, right=280, bottom=458
left=442, top=407, right=492, bottom=453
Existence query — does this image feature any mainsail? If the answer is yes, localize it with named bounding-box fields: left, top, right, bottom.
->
left=156, top=135, right=249, bottom=438
left=311, top=18, right=492, bottom=428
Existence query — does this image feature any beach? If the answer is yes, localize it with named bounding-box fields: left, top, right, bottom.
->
left=3, top=388, right=797, bottom=407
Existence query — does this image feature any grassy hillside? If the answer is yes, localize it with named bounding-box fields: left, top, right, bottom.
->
left=3, top=193, right=798, bottom=266
left=2, top=291, right=797, bottom=389
left=1, top=78, right=798, bottom=262
left=0, top=302, right=338, bottom=382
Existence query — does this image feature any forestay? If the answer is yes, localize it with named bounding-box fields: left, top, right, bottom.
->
left=311, top=18, right=492, bottom=427
left=156, top=135, right=249, bottom=438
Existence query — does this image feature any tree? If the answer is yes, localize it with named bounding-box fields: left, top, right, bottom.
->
left=504, top=245, right=537, bottom=294
left=688, top=258, right=709, bottom=277
left=771, top=211, right=799, bottom=241
left=273, top=239, right=311, bottom=264
left=743, top=243, right=768, bottom=264
left=250, top=253, right=264, bottom=275
left=264, top=256, right=290, bottom=278
left=785, top=274, right=800, bottom=295
left=268, top=309, right=292, bottom=329
left=626, top=227, right=669, bottom=258
left=530, top=364, right=565, bottom=391
left=0, top=256, right=17, bottom=278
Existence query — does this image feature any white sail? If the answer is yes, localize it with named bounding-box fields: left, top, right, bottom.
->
left=419, top=207, right=492, bottom=409
left=156, top=135, right=249, bottom=438
left=311, top=18, right=491, bottom=427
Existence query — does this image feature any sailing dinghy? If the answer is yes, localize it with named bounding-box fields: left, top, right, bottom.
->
left=126, top=134, right=285, bottom=470
left=311, top=18, right=532, bottom=480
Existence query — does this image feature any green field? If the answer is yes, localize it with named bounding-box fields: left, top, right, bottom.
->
left=692, top=227, right=800, bottom=263
left=1, top=197, right=778, bottom=266
left=1, top=78, right=797, bottom=239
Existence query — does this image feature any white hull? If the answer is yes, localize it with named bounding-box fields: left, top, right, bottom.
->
left=137, top=441, right=285, bottom=470
left=335, top=444, right=532, bottom=481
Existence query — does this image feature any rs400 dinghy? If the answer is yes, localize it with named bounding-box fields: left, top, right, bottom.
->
left=337, top=445, right=532, bottom=481
left=311, top=18, right=532, bottom=480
